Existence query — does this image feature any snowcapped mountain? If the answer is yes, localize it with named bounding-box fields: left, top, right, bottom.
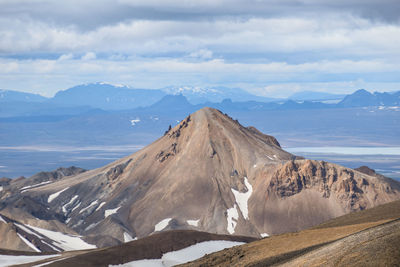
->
left=162, top=85, right=278, bottom=104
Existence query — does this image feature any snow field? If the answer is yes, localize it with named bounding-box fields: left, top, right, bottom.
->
left=109, top=240, right=244, bottom=267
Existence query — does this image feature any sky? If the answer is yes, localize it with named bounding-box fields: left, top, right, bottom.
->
left=0, top=0, right=400, bottom=97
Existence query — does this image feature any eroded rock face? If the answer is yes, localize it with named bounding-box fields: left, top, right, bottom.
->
left=269, top=160, right=396, bottom=212
left=106, top=160, right=132, bottom=182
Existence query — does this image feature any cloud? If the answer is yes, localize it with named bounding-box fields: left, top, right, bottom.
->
left=0, top=0, right=398, bottom=32
left=188, top=49, right=213, bottom=59
left=81, top=52, right=96, bottom=60
left=1, top=56, right=399, bottom=96
left=58, top=53, right=74, bottom=60
left=1, top=16, right=399, bottom=61
left=0, top=0, right=399, bottom=97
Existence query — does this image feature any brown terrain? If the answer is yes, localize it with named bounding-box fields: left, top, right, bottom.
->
left=1, top=107, right=400, bottom=251
left=10, top=200, right=400, bottom=267
left=180, top=199, right=400, bottom=267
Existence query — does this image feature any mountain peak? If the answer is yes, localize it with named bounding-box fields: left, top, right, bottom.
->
left=160, top=107, right=291, bottom=164
left=353, top=89, right=371, bottom=96
left=2, top=108, right=399, bottom=248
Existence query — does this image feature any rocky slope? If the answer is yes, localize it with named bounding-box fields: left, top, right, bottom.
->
left=1, top=107, right=400, bottom=251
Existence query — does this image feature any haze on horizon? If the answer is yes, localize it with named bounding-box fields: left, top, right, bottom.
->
left=0, top=0, right=399, bottom=98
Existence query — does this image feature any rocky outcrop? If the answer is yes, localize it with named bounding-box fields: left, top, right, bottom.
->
left=355, top=165, right=377, bottom=176
left=269, top=160, right=399, bottom=212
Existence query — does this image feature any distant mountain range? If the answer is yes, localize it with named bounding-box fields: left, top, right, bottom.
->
left=289, top=91, right=346, bottom=101
left=51, top=83, right=167, bottom=110
left=338, top=89, right=400, bottom=107
left=1, top=83, right=399, bottom=118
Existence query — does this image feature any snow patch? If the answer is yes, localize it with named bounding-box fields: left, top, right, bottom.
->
left=226, top=205, right=239, bottom=234
left=98, top=81, right=126, bottom=88
left=48, top=187, right=70, bottom=203
left=0, top=186, right=3, bottom=192
left=260, top=233, right=269, bottom=238
left=62, top=195, right=79, bottom=214
left=79, top=200, right=98, bottom=214
left=253, top=164, right=257, bottom=168
left=71, top=202, right=81, bottom=212
left=85, top=222, right=100, bottom=232
left=154, top=218, right=172, bottom=232
left=17, top=233, right=41, bottom=252
left=266, top=155, right=274, bottom=160
left=21, top=181, right=52, bottom=192
left=187, top=219, right=200, bottom=227
left=95, top=201, right=106, bottom=212
left=0, top=255, right=58, bottom=266
left=105, top=207, right=120, bottom=218
left=161, top=240, right=244, bottom=265
left=231, top=177, right=253, bottom=220
left=110, top=240, right=244, bottom=267
left=130, top=118, right=140, bottom=126
left=26, top=224, right=96, bottom=251
left=123, top=232, right=136, bottom=242
left=0, top=215, right=6, bottom=223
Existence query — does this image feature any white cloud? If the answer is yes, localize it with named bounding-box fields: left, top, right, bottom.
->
left=188, top=49, right=213, bottom=59
left=0, top=16, right=399, bottom=58
left=81, top=52, right=96, bottom=60
left=58, top=53, right=74, bottom=61
left=0, top=0, right=399, bottom=97
left=0, top=61, right=19, bottom=73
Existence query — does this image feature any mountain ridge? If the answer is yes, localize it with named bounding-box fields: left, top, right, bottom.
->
left=1, top=107, right=399, bottom=252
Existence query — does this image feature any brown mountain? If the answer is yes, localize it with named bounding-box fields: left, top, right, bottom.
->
left=1, top=107, right=400, bottom=250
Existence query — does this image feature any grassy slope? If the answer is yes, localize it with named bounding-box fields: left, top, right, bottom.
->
left=180, top=200, right=400, bottom=267
left=278, top=219, right=400, bottom=267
